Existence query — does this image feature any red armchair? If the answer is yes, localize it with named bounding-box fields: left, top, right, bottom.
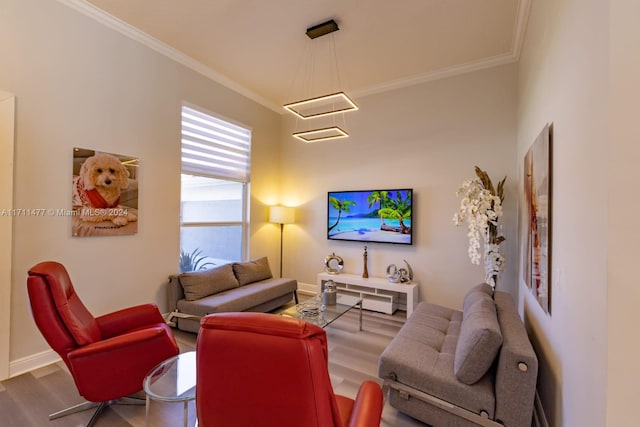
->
left=27, top=261, right=180, bottom=426
left=196, top=312, right=383, bottom=427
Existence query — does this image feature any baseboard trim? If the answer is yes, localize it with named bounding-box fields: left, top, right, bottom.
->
left=297, top=281, right=317, bottom=295
left=532, top=390, right=549, bottom=427
left=9, top=349, right=61, bottom=378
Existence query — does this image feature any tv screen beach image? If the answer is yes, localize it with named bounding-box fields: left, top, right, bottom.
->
left=327, top=189, right=413, bottom=245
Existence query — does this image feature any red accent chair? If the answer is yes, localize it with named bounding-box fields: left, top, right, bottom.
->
left=27, top=261, right=180, bottom=426
left=196, top=312, right=383, bottom=427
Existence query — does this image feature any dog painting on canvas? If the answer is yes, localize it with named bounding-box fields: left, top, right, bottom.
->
left=72, top=149, right=138, bottom=236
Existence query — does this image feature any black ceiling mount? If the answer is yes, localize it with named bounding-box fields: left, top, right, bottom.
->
left=306, top=19, right=339, bottom=39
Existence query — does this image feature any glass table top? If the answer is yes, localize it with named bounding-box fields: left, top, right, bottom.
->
left=280, top=294, right=362, bottom=328
left=144, top=351, right=196, bottom=402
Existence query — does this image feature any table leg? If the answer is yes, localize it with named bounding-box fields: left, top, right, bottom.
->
left=145, top=396, right=150, bottom=427
left=183, top=401, right=189, bottom=427
left=359, top=301, right=363, bottom=331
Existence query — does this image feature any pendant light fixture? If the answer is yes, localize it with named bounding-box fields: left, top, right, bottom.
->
left=284, top=19, right=358, bottom=143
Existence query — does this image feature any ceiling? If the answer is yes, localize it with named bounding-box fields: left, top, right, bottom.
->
left=79, top=0, right=530, bottom=112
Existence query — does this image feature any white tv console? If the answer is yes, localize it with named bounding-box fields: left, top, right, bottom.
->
left=317, top=272, right=419, bottom=317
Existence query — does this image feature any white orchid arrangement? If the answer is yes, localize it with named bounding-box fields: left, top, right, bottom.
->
left=453, top=167, right=506, bottom=288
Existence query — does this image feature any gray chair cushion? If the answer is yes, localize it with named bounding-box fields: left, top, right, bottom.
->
left=179, top=264, right=239, bottom=301
left=233, top=257, right=273, bottom=286
left=454, top=293, right=503, bottom=384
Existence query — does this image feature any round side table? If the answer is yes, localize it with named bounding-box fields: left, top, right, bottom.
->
left=144, top=351, right=196, bottom=427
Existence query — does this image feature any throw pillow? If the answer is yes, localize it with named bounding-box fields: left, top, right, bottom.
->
left=233, top=257, right=273, bottom=286
left=454, top=293, right=503, bottom=385
left=180, top=264, right=239, bottom=301
left=462, top=283, right=493, bottom=312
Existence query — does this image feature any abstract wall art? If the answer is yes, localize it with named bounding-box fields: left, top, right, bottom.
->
left=522, top=124, right=552, bottom=313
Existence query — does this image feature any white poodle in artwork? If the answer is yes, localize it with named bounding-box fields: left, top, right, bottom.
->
left=72, top=153, right=138, bottom=226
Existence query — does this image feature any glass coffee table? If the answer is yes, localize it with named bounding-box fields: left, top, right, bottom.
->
left=281, top=294, right=363, bottom=330
left=144, top=351, right=197, bottom=427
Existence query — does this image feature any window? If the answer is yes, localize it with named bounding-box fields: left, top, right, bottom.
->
left=180, top=105, right=251, bottom=271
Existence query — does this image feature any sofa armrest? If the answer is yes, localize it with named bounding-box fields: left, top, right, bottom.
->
left=167, top=274, right=185, bottom=313
left=493, top=292, right=539, bottom=427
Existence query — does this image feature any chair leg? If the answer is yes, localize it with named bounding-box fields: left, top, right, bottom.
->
left=49, top=400, right=100, bottom=420
left=116, top=396, right=146, bottom=405
left=50, top=396, right=146, bottom=426
left=86, top=401, right=108, bottom=427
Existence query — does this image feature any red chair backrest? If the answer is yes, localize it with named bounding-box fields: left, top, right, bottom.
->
left=197, top=312, right=343, bottom=427
left=27, top=262, right=101, bottom=363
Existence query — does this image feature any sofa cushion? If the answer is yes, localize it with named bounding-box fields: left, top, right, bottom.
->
left=177, top=277, right=297, bottom=315
left=180, top=264, right=240, bottom=301
left=454, top=293, right=503, bottom=385
left=462, top=283, right=493, bottom=312
left=233, top=257, right=273, bottom=286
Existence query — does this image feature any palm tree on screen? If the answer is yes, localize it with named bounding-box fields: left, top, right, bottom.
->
left=379, top=191, right=412, bottom=234
left=367, top=191, right=389, bottom=227
left=328, top=197, right=356, bottom=233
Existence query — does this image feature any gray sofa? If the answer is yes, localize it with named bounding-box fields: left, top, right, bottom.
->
left=167, top=257, right=298, bottom=333
left=378, top=284, right=538, bottom=427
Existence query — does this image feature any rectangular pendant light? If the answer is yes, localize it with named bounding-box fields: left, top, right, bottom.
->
left=292, top=126, right=349, bottom=143
left=284, top=92, right=358, bottom=120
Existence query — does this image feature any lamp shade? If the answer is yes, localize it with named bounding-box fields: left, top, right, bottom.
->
left=269, top=206, right=295, bottom=224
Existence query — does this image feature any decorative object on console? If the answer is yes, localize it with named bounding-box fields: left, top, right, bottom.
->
left=362, top=246, right=369, bottom=278
left=453, top=167, right=506, bottom=289
left=269, top=205, right=296, bottom=278
left=328, top=189, right=413, bottom=245
left=323, top=252, right=344, bottom=274
left=386, top=260, right=414, bottom=283
left=523, top=123, right=552, bottom=314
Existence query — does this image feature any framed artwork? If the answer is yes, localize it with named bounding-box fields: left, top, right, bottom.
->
left=72, top=147, right=139, bottom=237
left=522, top=124, right=552, bottom=313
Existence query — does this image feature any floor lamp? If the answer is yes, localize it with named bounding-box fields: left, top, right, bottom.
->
left=269, top=206, right=295, bottom=278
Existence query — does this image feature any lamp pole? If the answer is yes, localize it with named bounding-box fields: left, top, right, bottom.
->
left=269, top=205, right=295, bottom=279
left=279, top=222, right=284, bottom=278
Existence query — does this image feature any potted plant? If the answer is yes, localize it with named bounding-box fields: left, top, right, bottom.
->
left=179, top=248, right=215, bottom=273
left=453, top=166, right=506, bottom=289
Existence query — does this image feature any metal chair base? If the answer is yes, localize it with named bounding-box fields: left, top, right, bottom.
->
left=50, top=396, right=145, bottom=427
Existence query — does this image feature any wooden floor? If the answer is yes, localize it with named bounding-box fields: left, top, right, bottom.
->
left=0, top=309, right=426, bottom=427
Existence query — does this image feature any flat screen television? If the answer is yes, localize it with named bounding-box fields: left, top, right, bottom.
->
left=327, top=189, right=413, bottom=245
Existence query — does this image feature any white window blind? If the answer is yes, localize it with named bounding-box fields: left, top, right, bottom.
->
left=181, top=105, right=251, bottom=181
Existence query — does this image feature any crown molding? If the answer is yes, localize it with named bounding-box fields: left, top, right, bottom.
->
left=57, top=0, right=531, bottom=114
left=56, top=0, right=282, bottom=113
left=512, top=0, right=532, bottom=61
left=351, top=52, right=518, bottom=99
left=353, top=0, right=531, bottom=99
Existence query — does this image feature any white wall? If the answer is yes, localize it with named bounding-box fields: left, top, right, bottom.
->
left=0, top=0, right=282, bottom=369
left=607, top=1, right=640, bottom=425
left=517, top=0, right=608, bottom=425
left=280, top=64, right=518, bottom=309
